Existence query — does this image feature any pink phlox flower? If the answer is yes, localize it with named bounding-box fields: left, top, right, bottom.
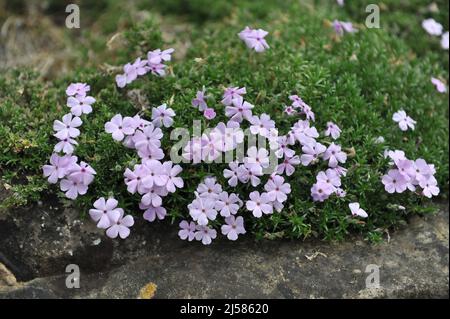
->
left=140, top=159, right=168, bottom=189
left=246, top=191, right=273, bottom=217
left=66, top=82, right=90, bottom=97
left=54, top=136, right=78, bottom=154
left=273, top=135, right=295, bottom=159
left=222, top=86, right=246, bottom=106
left=249, top=113, right=275, bottom=137
left=238, top=27, right=269, bottom=52
left=284, top=105, right=297, bottom=116
left=291, top=120, right=319, bottom=145
left=300, top=141, right=326, bottom=166
left=431, top=77, right=447, bottom=93
left=392, top=110, right=416, bottom=131
left=276, top=155, right=300, bottom=176
left=310, top=181, right=335, bottom=202
left=215, top=191, right=242, bottom=217
left=441, top=31, right=449, bottom=50
left=225, top=96, right=254, bottom=123
left=138, top=146, right=165, bottom=163
left=323, top=143, right=347, bottom=168
left=194, top=225, right=217, bottom=245
left=178, top=220, right=197, bottom=241
left=349, top=202, right=368, bottom=218
left=162, top=161, right=184, bottom=193
left=152, top=103, right=176, bottom=128
left=89, top=197, right=122, bottom=229
left=244, top=146, right=270, bottom=170
left=106, top=211, right=134, bottom=239
left=223, top=161, right=240, bottom=187
left=324, top=121, right=341, bottom=140
left=60, top=174, right=88, bottom=199
left=105, top=114, right=136, bottom=141
left=141, top=203, right=167, bottom=222
left=333, top=20, right=357, bottom=36
left=237, top=164, right=262, bottom=187
left=204, top=108, right=217, bottom=120
left=197, top=177, right=222, bottom=199
left=188, top=197, right=217, bottom=226
left=422, top=18, right=443, bottom=36
left=68, top=161, right=96, bottom=185
left=192, top=90, right=208, bottom=111
left=147, top=48, right=174, bottom=64
left=316, top=169, right=341, bottom=189
left=264, top=175, right=291, bottom=203
left=382, top=169, right=408, bottom=193
left=43, top=153, right=77, bottom=184
left=53, top=113, right=82, bottom=139
left=221, top=215, right=246, bottom=241
left=132, top=123, right=163, bottom=153
left=419, top=176, right=440, bottom=198
left=141, top=185, right=168, bottom=207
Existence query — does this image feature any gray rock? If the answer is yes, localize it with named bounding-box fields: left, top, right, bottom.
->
left=0, top=201, right=448, bottom=298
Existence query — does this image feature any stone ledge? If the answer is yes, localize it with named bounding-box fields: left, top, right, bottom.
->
left=1, top=203, right=448, bottom=298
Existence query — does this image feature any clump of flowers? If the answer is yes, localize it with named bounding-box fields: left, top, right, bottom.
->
left=181, top=177, right=245, bottom=245
left=115, top=48, right=174, bottom=88
left=43, top=83, right=96, bottom=200
left=382, top=150, right=440, bottom=198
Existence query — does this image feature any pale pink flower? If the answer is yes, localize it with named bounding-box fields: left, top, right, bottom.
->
left=382, top=169, right=408, bottom=193
left=221, top=216, right=246, bottom=241
left=431, top=77, right=447, bottom=93
left=419, top=176, right=440, bottom=198
left=203, top=108, right=216, bottom=120
left=147, top=48, right=174, bottom=64
left=300, top=142, right=326, bottom=166
left=310, top=181, right=334, bottom=202
left=244, top=146, right=270, bottom=170
left=132, top=124, right=163, bottom=152
left=178, top=220, right=196, bottom=241
left=291, top=120, right=319, bottom=145
left=67, top=161, right=96, bottom=185
left=141, top=186, right=168, bottom=207
left=246, top=191, right=273, bottom=218
left=249, top=113, right=275, bottom=137
left=60, top=175, right=88, bottom=199
left=66, top=83, right=90, bottom=97
left=239, top=27, right=269, bottom=52
left=194, top=225, right=217, bottom=245
left=189, top=197, right=217, bottom=226
left=105, top=114, right=136, bottom=141
left=323, top=143, right=347, bottom=168
left=284, top=105, right=297, bottom=116
left=54, top=137, right=78, bottom=154
left=324, top=122, right=341, bottom=140
left=441, top=31, right=449, bottom=50
left=422, top=18, right=443, bottom=36
left=392, top=110, right=416, bottom=131
left=222, top=87, right=246, bottom=105
left=316, top=169, right=341, bottom=188
left=53, top=113, right=82, bottom=140
left=264, top=175, right=291, bottom=203
left=141, top=159, right=168, bottom=189
left=197, top=177, right=222, bottom=199
left=192, top=90, right=208, bottom=111
left=225, top=96, right=254, bottom=122
left=152, top=103, right=176, bottom=128
left=42, top=154, right=77, bottom=184
left=89, top=197, right=122, bottom=229
left=141, top=203, right=167, bottom=222
left=349, top=202, right=368, bottom=218
left=67, top=95, right=95, bottom=116
left=223, top=161, right=240, bottom=187
left=106, top=211, right=134, bottom=239
left=162, top=161, right=184, bottom=193
left=276, top=155, right=300, bottom=176
left=215, top=192, right=241, bottom=217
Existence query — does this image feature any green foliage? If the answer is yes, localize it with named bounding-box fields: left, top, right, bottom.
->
left=0, top=0, right=448, bottom=241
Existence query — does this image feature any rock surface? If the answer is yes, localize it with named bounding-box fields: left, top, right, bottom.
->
left=0, top=200, right=448, bottom=299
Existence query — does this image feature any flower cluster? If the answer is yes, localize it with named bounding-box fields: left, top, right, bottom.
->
left=181, top=177, right=245, bottom=245
left=89, top=197, right=134, bottom=239
left=115, top=48, right=174, bottom=88
left=382, top=150, right=440, bottom=198
left=238, top=26, right=270, bottom=52
left=43, top=83, right=96, bottom=199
